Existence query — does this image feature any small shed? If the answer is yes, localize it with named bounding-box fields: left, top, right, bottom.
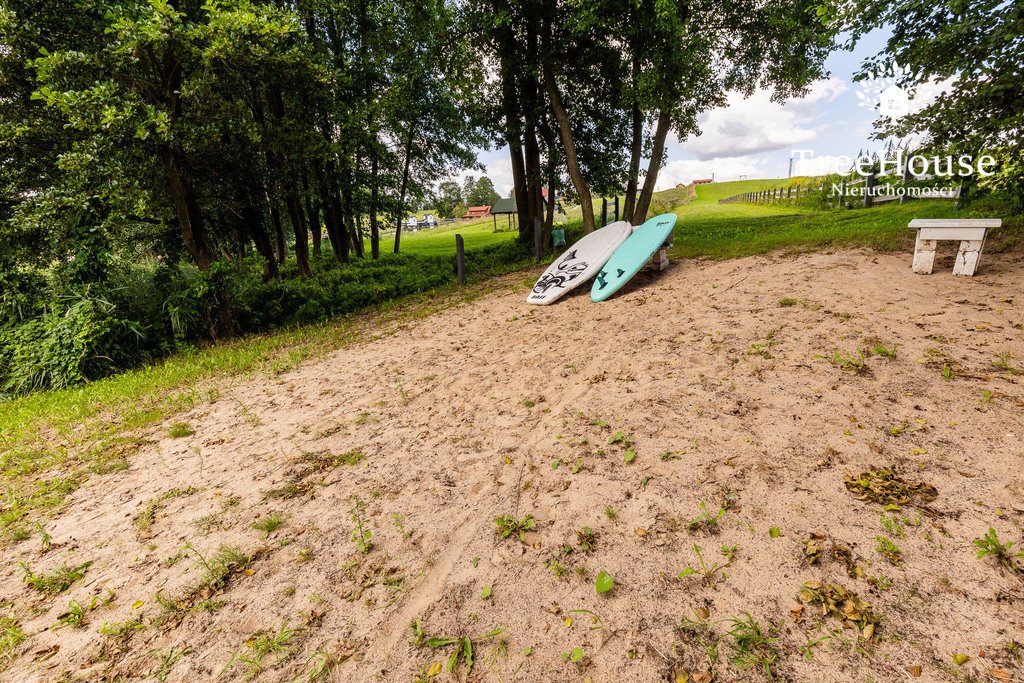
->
left=490, top=197, right=518, bottom=232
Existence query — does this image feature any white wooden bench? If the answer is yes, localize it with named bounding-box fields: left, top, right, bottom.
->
left=909, top=218, right=1001, bottom=276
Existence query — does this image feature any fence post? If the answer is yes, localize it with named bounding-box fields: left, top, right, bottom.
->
left=601, top=197, right=608, bottom=227
left=900, top=152, right=912, bottom=205
left=614, top=195, right=619, bottom=222
left=455, top=234, right=466, bottom=285
left=864, top=173, right=875, bottom=208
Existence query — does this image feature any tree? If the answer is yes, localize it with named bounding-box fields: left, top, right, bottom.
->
left=467, top=176, right=500, bottom=206
left=845, top=0, right=1024, bottom=207
left=434, top=180, right=464, bottom=218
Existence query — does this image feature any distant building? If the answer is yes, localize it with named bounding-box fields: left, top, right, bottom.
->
left=463, top=205, right=491, bottom=219
left=693, top=178, right=714, bottom=185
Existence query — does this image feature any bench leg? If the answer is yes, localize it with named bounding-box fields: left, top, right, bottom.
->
left=954, top=239, right=983, bottom=276
left=912, top=236, right=936, bottom=274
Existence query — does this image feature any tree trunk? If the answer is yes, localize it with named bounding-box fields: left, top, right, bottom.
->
left=285, top=187, right=311, bottom=277
left=370, top=150, right=380, bottom=259
left=270, top=201, right=286, bottom=263
left=244, top=199, right=279, bottom=280
left=633, top=109, right=671, bottom=223
left=542, top=60, right=594, bottom=233
left=161, top=144, right=213, bottom=270
left=393, top=118, right=417, bottom=253
left=623, top=101, right=643, bottom=223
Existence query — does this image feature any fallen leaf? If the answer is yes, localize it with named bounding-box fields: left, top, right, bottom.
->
left=952, top=653, right=970, bottom=666
left=907, top=664, right=922, bottom=677
left=131, top=600, right=144, bottom=610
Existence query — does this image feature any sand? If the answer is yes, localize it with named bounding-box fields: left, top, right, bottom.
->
left=2, top=248, right=1023, bottom=682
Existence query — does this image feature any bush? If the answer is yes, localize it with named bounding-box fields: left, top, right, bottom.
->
left=0, top=237, right=538, bottom=396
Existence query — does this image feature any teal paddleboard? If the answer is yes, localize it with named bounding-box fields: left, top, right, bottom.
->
left=591, top=213, right=677, bottom=302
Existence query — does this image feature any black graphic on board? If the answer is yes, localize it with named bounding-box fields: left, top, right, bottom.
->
left=531, top=250, right=589, bottom=296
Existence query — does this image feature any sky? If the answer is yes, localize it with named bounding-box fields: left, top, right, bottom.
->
left=466, top=29, right=898, bottom=196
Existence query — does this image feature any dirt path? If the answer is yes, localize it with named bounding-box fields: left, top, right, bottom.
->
left=3, top=249, right=1023, bottom=682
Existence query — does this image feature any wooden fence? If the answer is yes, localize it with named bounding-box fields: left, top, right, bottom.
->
left=718, top=173, right=961, bottom=208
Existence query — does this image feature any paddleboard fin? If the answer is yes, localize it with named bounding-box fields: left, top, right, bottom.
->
left=596, top=272, right=607, bottom=289
left=616, top=268, right=625, bottom=278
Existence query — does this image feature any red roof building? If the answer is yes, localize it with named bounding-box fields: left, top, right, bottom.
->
left=463, top=205, right=491, bottom=219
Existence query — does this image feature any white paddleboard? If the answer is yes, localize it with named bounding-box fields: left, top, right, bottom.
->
left=527, top=221, right=632, bottom=305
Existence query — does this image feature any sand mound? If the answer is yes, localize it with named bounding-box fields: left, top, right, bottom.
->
left=3, top=249, right=1023, bottom=682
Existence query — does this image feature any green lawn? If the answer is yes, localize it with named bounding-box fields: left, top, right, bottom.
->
left=381, top=214, right=517, bottom=257
left=668, top=179, right=1017, bottom=260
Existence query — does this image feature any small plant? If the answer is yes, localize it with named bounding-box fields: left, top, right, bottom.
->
left=224, top=623, right=303, bottom=679
left=480, top=584, right=492, bottom=600
left=678, top=543, right=726, bottom=584
left=992, top=352, right=1020, bottom=374
left=875, top=535, right=902, bottom=564
left=392, top=513, right=413, bottom=539
left=604, top=506, right=619, bottom=521
left=778, top=297, right=798, bottom=307
left=687, top=501, right=725, bottom=534
left=412, top=619, right=504, bottom=676
left=832, top=351, right=868, bottom=375
left=1, top=615, right=26, bottom=664
left=721, top=544, right=738, bottom=562
left=521, top=398, right=536, bottom=408
left=168, top=422, right=194, bottom=438
left=576, top=527, right=596, bottom=553
left=494, top=514, right=534, bottom=542
left=54, top=599, right=93, bottom=629
left=595, top=570, right=614, bottom=594
left=974, top=527, right=1023, bottom=574
left=151, top=646, right=186, bottom=682
left=19, top=560, right=92, bottom=594
left=725, top=612, right=779, bottom=677
left=942, top=364, right=955, bottom=381
left=253, top=513, right=285, bottom=537
left=871, top=342, right=898, bottom=359
left=560, top=646, right=585, bottom=664
left=185, top=543, right=251, bottom=590
left=546, top=556, right=569, bottom=577
left=659, top=450, right=684, bottom=461
left=349, top=496, right=373, bottom=554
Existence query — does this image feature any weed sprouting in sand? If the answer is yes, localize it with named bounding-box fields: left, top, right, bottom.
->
left=687, top=501, right=725, bottom=534
left=223, top=623, right=303, bottom=680
left=678, top=544, right=728, bottom=585
left=832, top=351, right=868, bottom=375
left=725, top=612, right=780, bottom=678
left=974, top=528, right=1023, bottom=575
left=604, top=506, right=619, bottom=521
left=151, top=646, right=186, bottom=682
left=494, top=514, right=534, bottom=542
left=253, top=513, right=285, bottom=538
left=184, top=543, right=251, bottom=591
left=19, top=560, right=91, bottom=594
left=168, top=422, right=194, bottom=438
left=874, top=536, right=902, bottom=565
left=0, top=615, right=26, bottom=665
left=410, top=618, right=504, bottom=677
left=349, top=496, right=373, bottom=554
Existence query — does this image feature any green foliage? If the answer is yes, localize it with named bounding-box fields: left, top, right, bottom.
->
left=595, top=570, right=614, bottom=594
left=974, top=528, right=1023, bottom=574
left=0, top=615, right=26, bottom=666
left=494, top=514, right=534, bottom=542
left=725, top=612, right=780, bottom=677
left=19, top=560, right=92, bottom=594
left=349, top=496, right=373, bottom=554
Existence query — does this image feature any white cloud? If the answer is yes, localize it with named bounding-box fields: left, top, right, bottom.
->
left=656, top=155, right=770, bottom=189
left=681, top=78, right=847, bottom=160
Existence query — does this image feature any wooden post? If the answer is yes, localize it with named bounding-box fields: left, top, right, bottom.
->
left=614, top=195, right=619, bottom=222
left=864, top=173, right=875, bottom=208
left=601, top=197, right=608, bottom=227
left=455, top=234, right=466, bottom=285
left=493, top=214, right=497, bottom=232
